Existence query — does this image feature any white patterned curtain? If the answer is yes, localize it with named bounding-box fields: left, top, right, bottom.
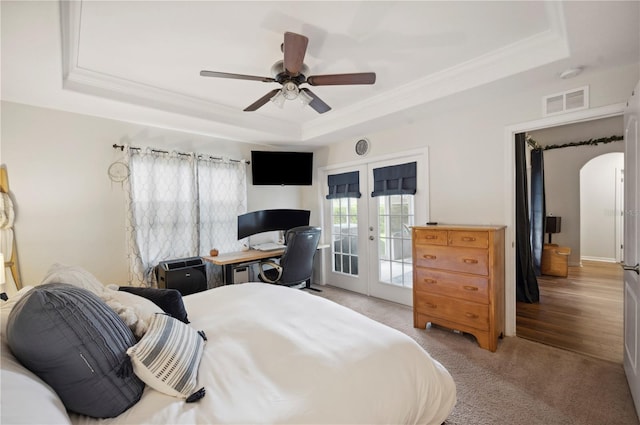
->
left=197, top=158, right=247, bottom=285
left=124, top=147, right=247, bottom=287
left=125, top=148, right=198, bottom=286
left=197, top=157, right=247, bottom=255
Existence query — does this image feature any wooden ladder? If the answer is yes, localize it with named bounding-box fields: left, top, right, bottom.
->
left=1, top=165, right=22, bottom=290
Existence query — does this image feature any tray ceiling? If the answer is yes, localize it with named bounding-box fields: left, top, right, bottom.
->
left=2, top=1, right=638, bottom=146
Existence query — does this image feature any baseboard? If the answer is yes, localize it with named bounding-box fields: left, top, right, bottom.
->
left=580, top=256, right=618, bottom=263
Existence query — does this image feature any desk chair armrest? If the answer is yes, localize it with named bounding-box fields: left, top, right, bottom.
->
left=258, top=260, right=282, bottom=283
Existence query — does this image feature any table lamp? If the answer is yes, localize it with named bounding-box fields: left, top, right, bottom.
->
left=545, top=216, right=561, bottom=244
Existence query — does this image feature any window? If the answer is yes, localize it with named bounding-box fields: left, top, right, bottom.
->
left=197, top=159, right=247, bottom=255
left=125, top=149, right=246, bottom=285
left=326, top=171, right=361, bottom=277
left=377, top=194, right=414, bottom=286
left=370, top=161, right=416, bottom=287
left=331, top=197, right=359, bottom=276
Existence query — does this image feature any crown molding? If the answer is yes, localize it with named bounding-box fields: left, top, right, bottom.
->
left=60, top=0, right=570, bottom=143
left=303, top=2, right=570, bottom=140
left=60, top=0, right=301, bottom=142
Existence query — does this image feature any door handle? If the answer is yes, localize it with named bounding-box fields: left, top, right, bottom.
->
left=369, top=235, right=375, bottom=241
left=621, top=263, right=640, bottom=275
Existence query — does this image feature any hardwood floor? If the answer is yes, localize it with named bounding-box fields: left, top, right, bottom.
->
left=516, top=260, right=624, bottom=363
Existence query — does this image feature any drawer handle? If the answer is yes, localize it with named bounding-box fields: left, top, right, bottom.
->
left=465, top=312, right=479, bottom=319
left=463, top=285, right=479, bottom=291
left=463, top=258, right=478, bottom=264
left=424, top=278, right=437, bottom=284
left=425, top=303, right=437, bottom=309
left=462, top=237, right=477, bottom=242
left=423, top=254, right=437, bottom=260
left=424, top=235, right=438, bottom=240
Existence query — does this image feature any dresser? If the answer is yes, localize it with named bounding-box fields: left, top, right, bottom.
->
left=412, top=224, right=506, bottom=351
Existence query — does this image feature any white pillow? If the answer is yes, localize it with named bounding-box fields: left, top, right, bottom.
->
left=1, top=349, right=72, bottom=425
left=40, top=263, right=105, bottom=295
left=1, top=286, right=34, bottom=341
left=127, top=313, right=206, bottom=401
left=100, top=288, right=164, bottom=338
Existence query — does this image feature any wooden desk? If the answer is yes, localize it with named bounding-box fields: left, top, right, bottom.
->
left=204, top=248, right=285, bottom=266
left=203, top=244, right=329, bottom=286
left=203, top=249, right=284, bottom=284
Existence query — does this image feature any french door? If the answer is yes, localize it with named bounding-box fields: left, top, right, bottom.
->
left=322, top=151, right=428, bottom=306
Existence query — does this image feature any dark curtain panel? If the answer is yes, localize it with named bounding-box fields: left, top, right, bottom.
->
left=515, top=133, right=540, bottom=303
left=370, top=162, right=417, bottom=197
left=326, top=171, right=361, bottom=199
left=530, top=148, right=546, bottom=276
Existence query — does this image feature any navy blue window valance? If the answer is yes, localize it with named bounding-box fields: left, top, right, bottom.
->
left=371, top=162, right=417, bottom=197
left=326, top=171, right=361, bottom=199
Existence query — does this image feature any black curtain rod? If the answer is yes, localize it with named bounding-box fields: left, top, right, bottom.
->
left=112, top=144, right=249, bottom=164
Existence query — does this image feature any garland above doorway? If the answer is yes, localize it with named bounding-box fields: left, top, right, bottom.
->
left=526, top=135, right=623, bottom=151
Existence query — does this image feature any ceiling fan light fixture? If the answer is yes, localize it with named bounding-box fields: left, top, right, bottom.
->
left=270, top=90, right=285, bottom=108
left=282, top=81, right=299, bottom=100
left=200, top=31, right=376, bottom=114
left=298, top=89, right=313, bottom=107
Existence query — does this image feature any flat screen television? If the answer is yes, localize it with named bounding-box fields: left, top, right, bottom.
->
left=251, top=151, right=313, bottom=185
left=237, top=209, right=311, bottom=239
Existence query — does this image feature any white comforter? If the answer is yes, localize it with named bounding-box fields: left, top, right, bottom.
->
left=71, top=283, right=456, bottom=425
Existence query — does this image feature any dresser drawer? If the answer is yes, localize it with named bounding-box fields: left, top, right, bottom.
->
left=414, top=245, right=489, bottom=275
left=415, top=293, right=489, bottom=331
left=414, top=268, right=489, bottom=303
left=448, top=230, right=489, bottom=249
left=413, top=229, right=448, bottom=246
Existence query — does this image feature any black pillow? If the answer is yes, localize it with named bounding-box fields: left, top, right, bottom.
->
left=118, top=286, right=190, bottom=323
left=6, top=283, right=144, bottom=418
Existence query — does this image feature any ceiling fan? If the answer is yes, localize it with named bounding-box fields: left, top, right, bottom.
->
left=200, top=31, right=376, bottom=114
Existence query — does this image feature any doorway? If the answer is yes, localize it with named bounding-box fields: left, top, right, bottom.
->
left=514, top=116, right=625, bottom=361
left=321, top=150, right=428, bottom=306
left=516, top=260, right=624, bottom=362
left=580, top=153, right=625, bottom=263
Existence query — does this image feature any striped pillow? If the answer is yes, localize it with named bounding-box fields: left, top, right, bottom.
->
left=127, top=313, right=206, bottom=401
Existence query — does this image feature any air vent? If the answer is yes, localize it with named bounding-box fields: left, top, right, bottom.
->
left=543, top=86, right=589, bottom=116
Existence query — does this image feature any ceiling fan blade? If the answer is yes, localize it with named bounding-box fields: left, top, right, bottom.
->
left=283, top=32, right=309, bottom=76
left=300, top=88, right=331, bottom=114
left=200, top=70, right=275, bottom=83
left=244, top=89, right=281, bottom=112
left=306, top=72, right=376, bottom=86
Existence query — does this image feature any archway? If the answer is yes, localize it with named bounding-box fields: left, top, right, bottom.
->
left=580, top=152, right=625, bottom=263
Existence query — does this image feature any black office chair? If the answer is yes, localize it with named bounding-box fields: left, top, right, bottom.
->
left=257, top=226, right=321, bottom=290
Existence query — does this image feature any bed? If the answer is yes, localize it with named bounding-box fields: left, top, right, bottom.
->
left=1, top=274, right=456, bottom=425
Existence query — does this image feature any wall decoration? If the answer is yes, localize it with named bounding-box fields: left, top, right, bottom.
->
left=526, top=134, right=623, bottom=151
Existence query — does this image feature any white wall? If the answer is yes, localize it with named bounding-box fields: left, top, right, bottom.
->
left=529, top=116, right=624, bottom=265
left=315, top=65, right=637, bottom=227
left=313, top=64, right=637, bottom=336
left=1, top=63, right=638, bottom=309
left=580, top=152, right=624, bottom=262
left=0, top=101, right=304, bottom=291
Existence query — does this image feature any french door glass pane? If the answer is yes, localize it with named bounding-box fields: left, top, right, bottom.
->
left=331, top=197, right=358, bottom=276
left=378, top=194, right=414, bottom=287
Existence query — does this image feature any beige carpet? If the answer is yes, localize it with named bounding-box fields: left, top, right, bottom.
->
left=311, top=285, right=639, bottom=425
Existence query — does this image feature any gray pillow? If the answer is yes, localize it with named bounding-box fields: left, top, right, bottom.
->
left=6, top=283, right=144, bottom=418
